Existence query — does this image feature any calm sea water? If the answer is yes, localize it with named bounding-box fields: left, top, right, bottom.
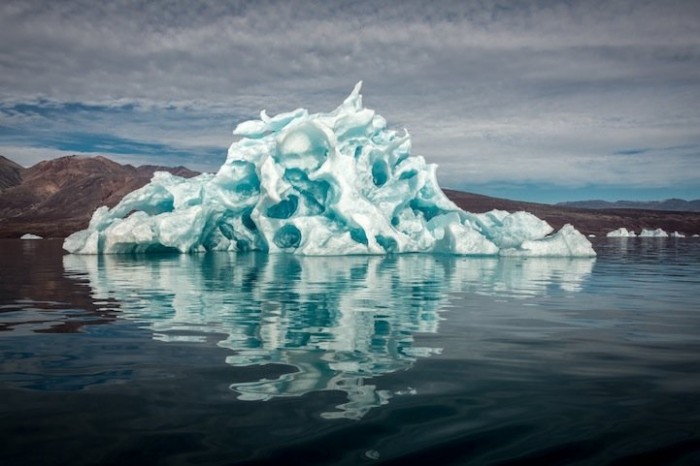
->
left=1, top=238, right=699, bottom=465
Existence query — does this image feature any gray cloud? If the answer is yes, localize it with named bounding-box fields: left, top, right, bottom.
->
left=1, top=0, right=699, bottom=199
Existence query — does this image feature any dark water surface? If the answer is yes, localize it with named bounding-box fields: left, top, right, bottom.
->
left=1, top=238, right=699, bottom=465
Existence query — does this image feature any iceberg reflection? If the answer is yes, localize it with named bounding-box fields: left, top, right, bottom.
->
left=64, top=253, right=593, bottom=419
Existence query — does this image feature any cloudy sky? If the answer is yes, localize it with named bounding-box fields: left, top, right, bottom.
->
left=1, top=0, right=698, bottom=203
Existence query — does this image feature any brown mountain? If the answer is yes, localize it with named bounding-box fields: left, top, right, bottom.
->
left=0, top=155, right=199, bottom=238
left=1, top=155, right=699, bottom=239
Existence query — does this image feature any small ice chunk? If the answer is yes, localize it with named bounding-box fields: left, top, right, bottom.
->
left=639, top=228, right=668, bottom=238
left=606, top=228, right=636, bottom=238
left=21, top=233, right=42, bottom=240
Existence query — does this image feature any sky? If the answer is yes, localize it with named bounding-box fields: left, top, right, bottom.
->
left=1, top=0, right=699, bottom=204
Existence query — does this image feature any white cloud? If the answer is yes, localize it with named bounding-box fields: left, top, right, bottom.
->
left=1, top=0, right=699, bottom=196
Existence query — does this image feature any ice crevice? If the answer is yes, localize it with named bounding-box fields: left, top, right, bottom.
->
left=64, top=82, right=595, bottom=257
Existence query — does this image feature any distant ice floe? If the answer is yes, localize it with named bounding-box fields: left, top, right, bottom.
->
left=607, top=228, right=637, bottom=238
left=64, top=83, right=594, bottom=257
left=21, top=234, right=42, bottom=240
left=607, top=228, right=690, bottom=238
left=639, top=228, right=669, bottom=238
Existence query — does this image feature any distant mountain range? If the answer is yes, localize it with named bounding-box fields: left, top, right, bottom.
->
left=0, top=155, right=198, bottom=238
left=557, top=199, right=700, bottom=212
left=1, top=155, right=699, bottom=238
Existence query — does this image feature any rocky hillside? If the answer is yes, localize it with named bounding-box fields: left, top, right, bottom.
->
left=0, top=155, right=198, bottom=238
left=1, top=155, right=699, bottom=238
left=0, top=155, right=25, bottom=190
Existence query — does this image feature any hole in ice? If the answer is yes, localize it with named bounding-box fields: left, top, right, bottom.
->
left=219, top=222, right=235, bottom=240
left=124, top=197, right=173, bottom=217
left=394, top=153, right=409, bottom=167
left=371, top=159, right=389, bottom=187
left=283, top=168, right=305, bottom=182
left=375, top=235, right=398, bottom=253
left=409, top=199, right=441, bottom=221
left=399, top=170, right=417, bottom=180
left=276, top=122, right=331, bottom=171
left=143, top=244, right=179, bottom=254
left=242, top=209, right=257, bottom=231
left=350, top=228, right=368, bottom=245
left=234, top=172, right=260, bottom=195
left=283, top=168, right=330, bottom=214
left=223, top=161, right=260, bottom=194
left=299, top=191, right=326, bottom=215
left=273, top=224, right=302, bottom=249
left=266, top=195, right=299, bottom=219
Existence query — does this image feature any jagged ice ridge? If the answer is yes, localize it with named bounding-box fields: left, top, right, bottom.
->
left=64, top=83, right=595, bottom=257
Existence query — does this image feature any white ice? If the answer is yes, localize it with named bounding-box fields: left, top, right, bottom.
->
left=64, top=83, right=595, bottom=257
left=606, top=228, right=637, bottom=238
left=607, top=228, right=687, bottom=238
left=639, top=228, right=669, bottom=237
left=21, top=234, right=42, bottom=240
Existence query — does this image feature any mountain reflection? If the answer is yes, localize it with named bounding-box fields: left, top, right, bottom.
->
left=64, top=253, right=594, bottom=419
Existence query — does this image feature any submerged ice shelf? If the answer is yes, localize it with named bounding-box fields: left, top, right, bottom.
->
left=64, top=83, right=595, bottom=257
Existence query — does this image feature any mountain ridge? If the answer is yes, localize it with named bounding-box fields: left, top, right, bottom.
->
left=0, top=155, right=198, bottom=238
left=558, top=199, right=700, bottom=212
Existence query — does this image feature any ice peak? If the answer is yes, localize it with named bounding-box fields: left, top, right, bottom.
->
left=342, top=81, right=364, bottom=110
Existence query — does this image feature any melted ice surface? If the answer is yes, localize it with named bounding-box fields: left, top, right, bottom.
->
left=64, top=83, right=595, bottom=257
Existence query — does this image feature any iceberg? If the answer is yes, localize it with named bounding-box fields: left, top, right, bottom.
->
left=64, top=83, right=595, bottom=257
left=670, top=231, right=685, bottom=238
left=639, top=228, right=668, bottom=238
left=21, top=233, right=43, bottom=240
left=606, top=228, right=636, bottom=238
